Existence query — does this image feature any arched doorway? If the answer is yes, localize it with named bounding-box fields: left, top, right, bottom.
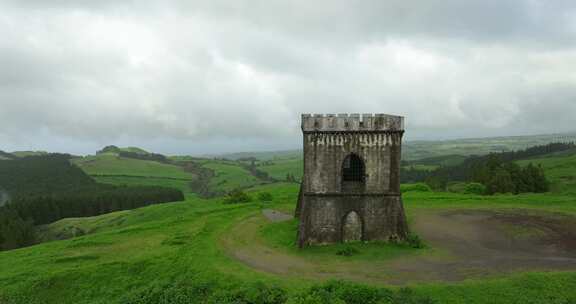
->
left=342, top=211, right=363, bottom=242
left=341, top=153, right=365, bottom=192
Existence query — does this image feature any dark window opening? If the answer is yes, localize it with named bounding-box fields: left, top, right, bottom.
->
left=342, top=154, right=365, bottom=182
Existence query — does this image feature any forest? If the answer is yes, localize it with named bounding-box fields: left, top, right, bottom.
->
left=0, top=154, right=184, bottom=250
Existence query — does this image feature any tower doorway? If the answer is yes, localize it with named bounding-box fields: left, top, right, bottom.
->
left=342, top=211, right=363, bottom=242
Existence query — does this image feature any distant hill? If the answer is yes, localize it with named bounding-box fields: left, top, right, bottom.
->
left=72, top=153, right=196, bottom=194
left=208, top=149, right=301, bottom=161
left=403, top=132, right=576, bottom=161
left=10, top=150, right=48, bottom=158
left=0, top=150, right=15, bottom=160
left=96, top=145, right=149, bottom=155
left=211, top=132, right=576, bottom=162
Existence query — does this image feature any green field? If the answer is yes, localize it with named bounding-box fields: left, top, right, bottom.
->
left=258, top=157, right=303, bottom=181
left=2, top=142, right=576, bottom=303
left=72, top=153, right=195, bottom=193
left=2, top=181, right=576, bottom=303
left=199, top=160, right=263, bottom=192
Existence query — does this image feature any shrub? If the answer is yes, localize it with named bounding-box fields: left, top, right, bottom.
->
left=208, top=282, right=287, bottom=304
left=400, top=183, right=432, bottom=193
left=288, top=280, right=393, bottom=304
left=223, top=190, right=252, bottom=204
left=464, top=182, right=487, bottom=195
left=446, top=182, right=468, bottom=193
left=405, top=233, right=425, bottom=249
left=257, top=192, right=273, bottom=202
left=335, top=246, right=359, bottom=256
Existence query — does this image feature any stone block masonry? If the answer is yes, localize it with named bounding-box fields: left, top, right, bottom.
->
left=296, top=113, right=408, bottom=247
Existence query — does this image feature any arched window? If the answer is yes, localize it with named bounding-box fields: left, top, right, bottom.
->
left=342, top=154, right=365, bottom=182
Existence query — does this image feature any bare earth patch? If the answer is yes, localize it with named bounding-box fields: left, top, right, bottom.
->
left=221, top=208, right=576, bottom=285
left=262, top=209, right=293, bottom=222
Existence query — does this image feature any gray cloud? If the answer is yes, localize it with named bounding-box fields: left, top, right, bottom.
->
left=1, top=0, right=575, bottom=154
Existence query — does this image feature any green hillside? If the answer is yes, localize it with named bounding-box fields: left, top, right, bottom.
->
left=258, top=157, right=303, bottom=181
left=72, top=154, right=195, bottom=193
left=198, top=159, right=263, bottom=193
left=3, top=182, right=576, bottom=303
left=517, top=150, right=576, bottom=194
left=3, top=141, right=576, bottom=303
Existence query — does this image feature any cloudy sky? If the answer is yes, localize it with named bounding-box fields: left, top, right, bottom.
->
left=1, top=0, right=575, bottom=155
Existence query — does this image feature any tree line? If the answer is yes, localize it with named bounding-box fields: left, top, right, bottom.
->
left=0, top=154, right=184, bottom=251
left=402, top=143, right=575, bottom=195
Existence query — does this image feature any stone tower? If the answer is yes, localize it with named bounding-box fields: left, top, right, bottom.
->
left=296, top=113, right=408, bottom=247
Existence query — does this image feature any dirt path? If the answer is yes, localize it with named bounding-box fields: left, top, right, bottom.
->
left=221, top=208, right=576, bottom=284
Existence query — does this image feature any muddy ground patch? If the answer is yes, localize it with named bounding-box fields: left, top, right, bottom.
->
left=222, top=208, right=576, bottom=285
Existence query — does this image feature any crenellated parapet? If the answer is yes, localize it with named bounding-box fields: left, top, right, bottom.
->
left=302, top=113, right=404, bottom=132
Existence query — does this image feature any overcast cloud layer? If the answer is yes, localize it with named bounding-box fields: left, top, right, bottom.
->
left=1, top=0, right=576, bottom=155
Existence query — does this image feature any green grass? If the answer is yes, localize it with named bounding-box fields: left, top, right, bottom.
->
left=72, top=154, right=195, bottom=193
left=73, top=154, right=192, bottom=179
left=2, top=182, right=576, bottom=303
left=4, top=145, right=576, bottom=303
left=2, top=186, right=576, bottom=303
left=258, top=157, right=303, bottom=181
left=199, top=160, right=262, bottom=192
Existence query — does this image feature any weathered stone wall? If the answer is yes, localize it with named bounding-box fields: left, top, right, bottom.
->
left=297, top=195, right=408, bottom=246
left=301, top=132, right=402, bottom=194
left=297, top=113, right=408, bottom=247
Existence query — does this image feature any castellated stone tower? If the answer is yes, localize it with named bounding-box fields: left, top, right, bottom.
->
left=296, top=113, right=408, bottom=247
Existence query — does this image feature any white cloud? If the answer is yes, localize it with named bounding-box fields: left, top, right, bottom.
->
left=1, top=0, right=576, bottom=154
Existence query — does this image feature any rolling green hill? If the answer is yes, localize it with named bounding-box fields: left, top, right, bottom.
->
left=3, top=182, right=576, bottom=303
left=72, top=153, right=195, bottom=193
left=198, top=159, right=264, bottom=193
left=3, top=139, right=576, bottom=303
left=258, top=157, right=303, bottom=181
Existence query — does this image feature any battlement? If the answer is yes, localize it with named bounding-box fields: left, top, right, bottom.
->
left=301, top=113, right=404, bottom=132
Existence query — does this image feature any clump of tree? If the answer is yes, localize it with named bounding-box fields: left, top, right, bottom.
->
left=97, top=145, right=122, bottom=154
left=257, top=192, right=273, bottom=202
left=223, top=189, right=252, bottom=204
left=401, top=142, right=572, bottom=195
left=0, top=209, right=35, bottom=250
left=471, top=156, right=548, bottom=195
left=5, top=186, right=184, bottom=225
left=118, top=151, right=168, bottom=163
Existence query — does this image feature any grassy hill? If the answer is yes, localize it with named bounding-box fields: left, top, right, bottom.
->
left=197, top=159, right=264, bottom=193
left=72, top=153, right=196, bottom=193
left=72, top=150, right=274, bottom=197
left=517, top=149, right=576, bottom=194
left=3, top=139, right=576, bottom=303
left=258, top=157, right=303, bottom=181
left=2, top=181, right=576, bottom=303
